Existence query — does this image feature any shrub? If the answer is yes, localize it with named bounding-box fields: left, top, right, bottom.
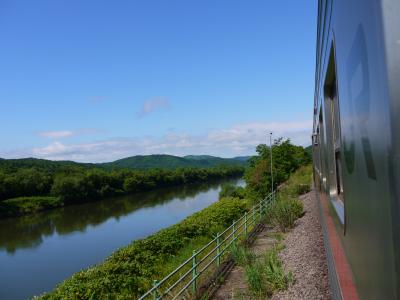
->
left=269, top=198, right=303, bottom=232
left=219, top=184, right=246, bottom=199
left=0, top=196, right=61, bottom=218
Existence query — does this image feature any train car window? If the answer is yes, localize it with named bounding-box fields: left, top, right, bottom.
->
left=324, top=49, right=344, bottom=203
left=319, top=110, right=327, bottom=190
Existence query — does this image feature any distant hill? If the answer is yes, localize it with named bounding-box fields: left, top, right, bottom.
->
left=0, top=154, right=249, bottom=172
left=232, top=156, right=252, bottom=162
left=0, top=157, right=95, bottom=172
left=100, top=154, right=249, bottom=169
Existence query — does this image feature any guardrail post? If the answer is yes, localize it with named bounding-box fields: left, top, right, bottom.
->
left=152, top=280, right=159, bottom=300
left=216, top=232, right=221, bottom=267
left=244, top=212, right=248, bottom=236
left=192, top=250, right=197, bottom=294
left=232, top=219, right=236, bottom=241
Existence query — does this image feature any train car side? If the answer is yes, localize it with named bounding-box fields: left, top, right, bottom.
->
left=312, top=1, right=400, bottom=299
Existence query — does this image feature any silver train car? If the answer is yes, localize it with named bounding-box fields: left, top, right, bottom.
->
left=312, top=1, right=400, bottom=299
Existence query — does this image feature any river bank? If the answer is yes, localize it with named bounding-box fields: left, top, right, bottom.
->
left=0, top=177, right=244, bottom=300
left=37, top=193, right=250, bottom=299
left=0, top=166, right=244, bottom=219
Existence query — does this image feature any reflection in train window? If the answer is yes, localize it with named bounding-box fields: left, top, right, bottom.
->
left=325, top=47, right=344, bottom=203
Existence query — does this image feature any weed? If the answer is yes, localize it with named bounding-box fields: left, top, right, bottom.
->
left=231, top=243, right=256, bottom=267
left=245, top=262, right=266, bottom=297
left=269, top=198, right=303, bottom=232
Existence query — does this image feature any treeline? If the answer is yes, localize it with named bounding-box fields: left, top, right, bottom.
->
left=245, top=138, right=310, bottom=199
left=0, top=165, right=244, bottom=204
left=218, top=139, right=311, bottom=201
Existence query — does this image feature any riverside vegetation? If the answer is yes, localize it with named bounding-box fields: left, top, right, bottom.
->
left=36, top=138, right=311, bottom=299
left=0, top=165, right=244, bottom=218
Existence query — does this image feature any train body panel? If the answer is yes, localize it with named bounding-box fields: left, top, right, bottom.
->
left=313, top=1, right=400, bottom=299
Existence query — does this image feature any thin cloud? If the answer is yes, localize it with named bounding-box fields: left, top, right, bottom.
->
left=23, top=120, right=312, bottom=162
left=137, top=97, right=170, bottom=118
left=37, top=130, right=74, bottom=138
left=36, top=128, right=102, bottom=139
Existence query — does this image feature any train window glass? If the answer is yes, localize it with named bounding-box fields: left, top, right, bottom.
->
left=324, top=47, right=345, bottom=205
left=319, top=110, right=326, bottom=188
left=330, top=83, right=344, bottom=202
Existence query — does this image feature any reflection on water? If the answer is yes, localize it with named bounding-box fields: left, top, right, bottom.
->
left=0, top=177, right=244, bottom=300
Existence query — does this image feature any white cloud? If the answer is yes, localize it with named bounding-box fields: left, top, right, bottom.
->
left=19, top=120, right=312, bottom=162
left=37, top=130, right=74, bottom=138
left=137, top=97, right=170, bottom=118
left=36, top=128, right=102, bottom=139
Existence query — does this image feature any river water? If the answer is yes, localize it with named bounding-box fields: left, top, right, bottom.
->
left=0, top=177, right=244, bottom=300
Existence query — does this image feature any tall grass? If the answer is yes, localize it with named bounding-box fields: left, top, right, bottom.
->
left=266, top=165, right=312, bottom=232
left=231, top=243, right=256, bottom=267
left=240, top=246, right=292, bottom=298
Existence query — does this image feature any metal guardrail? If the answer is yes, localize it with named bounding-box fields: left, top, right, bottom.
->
left=139, top=190, right=276, bottom=300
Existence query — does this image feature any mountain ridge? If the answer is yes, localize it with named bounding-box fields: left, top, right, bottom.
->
left=0, top=154, right=251, bottom=171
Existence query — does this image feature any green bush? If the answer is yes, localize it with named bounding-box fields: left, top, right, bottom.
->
left=269, top=198, right=303, bottom=232
left=245, top=139, right=311, bottom=200
left=219, top=184, right=246, bottom=199
left=0, top=196, right=61, bottom=218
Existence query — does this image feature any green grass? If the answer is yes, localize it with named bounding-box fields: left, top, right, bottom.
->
left=0, top=196, right=62, bottom=218
left=245, top=261, right=266, bottom=297
left=237, top=245, right=293, bottom=298
left=279, top=164, right=312, bottom=197
left=231, top=243, right=256, bottom=267
left=38, top=197, right=249, bottom=299
left=266, top=165, right=311, bottom=232
left=262, top=247, right=292, bottom=293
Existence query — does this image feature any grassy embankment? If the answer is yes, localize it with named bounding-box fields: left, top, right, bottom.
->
left=232, top=164, right=312, bottom=298
left=37, top=197, right=249, bottom=299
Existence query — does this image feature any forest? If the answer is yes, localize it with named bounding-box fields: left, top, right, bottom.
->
left=0, top=164, right=244, bottom=218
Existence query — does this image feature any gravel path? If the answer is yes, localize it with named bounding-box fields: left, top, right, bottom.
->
left=271, top=191, right=331, bottom=300
left=211, top=190, right=331, bottom=300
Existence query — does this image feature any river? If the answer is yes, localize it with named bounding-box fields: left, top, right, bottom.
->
left=0, top=177, right=244, bottom=300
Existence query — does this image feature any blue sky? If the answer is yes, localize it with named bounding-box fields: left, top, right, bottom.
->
left=0, top=0, right=317, bottom=162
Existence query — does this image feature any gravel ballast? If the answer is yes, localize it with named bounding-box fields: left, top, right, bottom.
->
left=271, top=191, right=331, bottom=300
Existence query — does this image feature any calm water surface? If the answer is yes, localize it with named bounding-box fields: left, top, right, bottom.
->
left=0, top=178, right=244, bottom=300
